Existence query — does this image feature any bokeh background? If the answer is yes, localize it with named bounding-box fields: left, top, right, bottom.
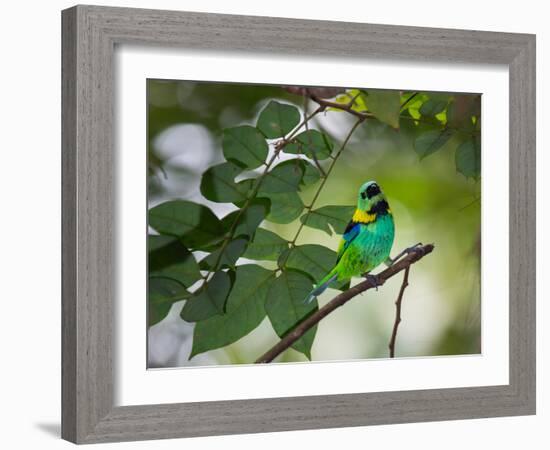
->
left=147, top=80, right=481, bottom=368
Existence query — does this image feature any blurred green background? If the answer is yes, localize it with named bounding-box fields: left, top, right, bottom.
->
left=147, top=79, right=481, bottom=368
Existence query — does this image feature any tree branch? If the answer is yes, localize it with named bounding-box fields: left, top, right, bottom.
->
left=310, top=95, right=372, bottom=120
left=285, top=118, right=364, bottom=252
left=255, top=243, right=434, bottom=363
left=388, top=266, right=410, bottom=358
left=274, top=105, right=325, bottom=151
left=309, top=95, right=480, bottom=136
left=203, top=106, right=325, bottom=283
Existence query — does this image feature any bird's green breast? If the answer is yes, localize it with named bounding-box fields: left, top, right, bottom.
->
left=336, top=213, right=395, bottom=280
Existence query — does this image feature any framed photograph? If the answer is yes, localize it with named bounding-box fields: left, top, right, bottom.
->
left=62, top=5, right=536, bottom=444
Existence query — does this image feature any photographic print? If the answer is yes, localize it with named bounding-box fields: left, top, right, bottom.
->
left=147, top=81, right=481, bottom=368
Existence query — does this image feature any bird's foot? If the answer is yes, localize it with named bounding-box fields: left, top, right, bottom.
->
left=386, top=242, right=423, bottom=266
left=363, top=273, right=381, bottom=291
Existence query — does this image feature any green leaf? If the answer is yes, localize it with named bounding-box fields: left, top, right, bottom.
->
left=190, top=265, right=276, bottom=357
left=221, top=199, right=269, bottom=239
left=180, top=271, right=232, bottom=322
left=257, top=100, right=300, bottom=138
left=200, top=162, right=253, bottom=203
left=455, top=137, right=481, bottom=179
left=243, top=228, right=288, bottom=261
left=265, top=270, right=317, bottom=358
left=259, top=191, right=304, bottom=224
left=334, top=89, right=367, bottom=112
left=300, top=205, right=355, bottom=236
left=148, top=277, right=191, bottom=326
left=222, top=125, right=268, bottom=169
left=284, top=130, right=333, bottom=160
left=260, top=160, right=304, bottom=193
left=397, top=108, right=419, bottom=134
left=363, top=90, right=401, bottom=129
left=282, top=244, right=337, bottom=283
left=148, top=235, right=202, bottom=287
left=149, top=200, right=224, bottom=249
left=405, top=93, right=429, bottom=120
left=419, top=99, right=448, bottom=117
left=414, top=128, right=454, bottom=159
left=201, top=238, right=248, bottom=270
left=301, top=161, right=321, bottom=186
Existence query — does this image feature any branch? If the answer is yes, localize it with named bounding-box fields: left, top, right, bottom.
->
left=309, top=95, right=480, bottom=136
left=274, top=105, right=325, bottom=151
left=310, top=95, right=372, bottom=120
left=302, top=96, right=327, bottom=177
left=285, top=118, right=364, bottom=253
left=200, top=146, right=281, bottom=283
left=400, top=92, right=419, bottom=110
left=255, top=244, right=434, bottom=363
left=203, top=107, right=324, bottom=283
left=388, top=266, right=410, bottom=358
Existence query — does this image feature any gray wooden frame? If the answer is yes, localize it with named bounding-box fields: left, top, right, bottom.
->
left=61, top=4, right=536, bottom=444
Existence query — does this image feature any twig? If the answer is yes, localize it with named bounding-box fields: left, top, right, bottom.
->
left=203, top=106, right=325, bottom=283
left=458, top=196, right=481, bottom=212
left=309, top=95, right=480, bottom=136
left=400, top=92, right=419, bottom=110
left=200, top=147, right=280, bottom=283
left=388, top=266, right=410, bottom=358
left=310, top=95, right=372, bottom=120
left=274, top=105, right=325, bottom=151
left=280, top=118, right=364, bottom=268
left=255, top=244, right=434, bottom=363
left=303, top=96, right=327, bottom=177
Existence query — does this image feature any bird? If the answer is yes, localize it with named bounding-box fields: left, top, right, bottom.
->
left=305, top=180, right=395, bottom=304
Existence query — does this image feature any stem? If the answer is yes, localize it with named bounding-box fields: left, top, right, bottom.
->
left=310, top=95, right=480, bottom=136
left=202, top=149, right=279, bottom=282
left=311, top=95, right=372, bottom=120
left=389, top=266, right=410, bottom=358
left=400, top=92, right=419, bottom=110
left=303, top=97, right=327, bottom=177
left=458, top=196, right=481, bottom=212
left=275, top=105, right=324, bottom=151
left=203, top=107, right=324, bottom=282
left=255, top=244, right=434, bottom=363
left=287, top=118, right=363, bottom=249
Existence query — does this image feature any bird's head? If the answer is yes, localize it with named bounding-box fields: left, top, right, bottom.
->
left=357, top=180, right=388, bottom=212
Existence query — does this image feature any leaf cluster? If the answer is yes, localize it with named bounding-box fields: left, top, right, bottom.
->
left=333, top=90, right=481, bottom=179
left=148, top=100, right=355, bottom=360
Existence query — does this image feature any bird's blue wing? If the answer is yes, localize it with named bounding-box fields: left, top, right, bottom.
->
left=336, top=221, right=361, bottom=263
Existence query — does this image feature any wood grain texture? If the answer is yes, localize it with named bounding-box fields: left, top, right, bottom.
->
left=61, top=7, right=77, bottom=443
left=508, top=36, right=536, bottom=409
left=61, top=4, right=536, bottom=444
left=62, top=5, right=115, bottom=442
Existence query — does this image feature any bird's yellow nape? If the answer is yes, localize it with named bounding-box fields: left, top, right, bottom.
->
left=352, top=209, right=376, bottom=224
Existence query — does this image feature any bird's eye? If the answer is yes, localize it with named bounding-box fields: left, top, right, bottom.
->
left=361, top=191, right=367, bottom=199
left=366, top=183, right=381, bottom=199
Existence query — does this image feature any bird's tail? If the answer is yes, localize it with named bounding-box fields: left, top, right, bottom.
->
left=304, top=271, right=339, bottom=304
